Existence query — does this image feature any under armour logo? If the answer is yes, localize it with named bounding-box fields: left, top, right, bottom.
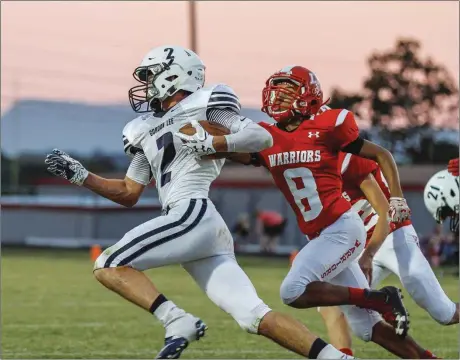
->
left=308, top=131, right=320, bottom=138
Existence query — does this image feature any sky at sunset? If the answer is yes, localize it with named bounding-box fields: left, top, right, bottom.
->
left=1, top=1, right=458, bottom=113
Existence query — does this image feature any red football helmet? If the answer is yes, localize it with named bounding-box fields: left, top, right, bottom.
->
left=261, top=66, right=326, bottom=123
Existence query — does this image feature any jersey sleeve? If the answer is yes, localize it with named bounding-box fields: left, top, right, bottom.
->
left=126, top=151, right=153, bottom=185
left=341, top=153, right=379, bottom=187
left=122, top=117, right=146, bottom=158
left=206, top=84, right=251, bottom=133
left=207, top=84, right=241, bottom=113
left=330, top=109, right=360, bottom=151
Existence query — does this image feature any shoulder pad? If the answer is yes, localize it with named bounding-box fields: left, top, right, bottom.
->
left=122, top=116, right=148, bottom=158
left=207, top=83, right=241, bottom=113
left=315, top=108, right=350, bottom=128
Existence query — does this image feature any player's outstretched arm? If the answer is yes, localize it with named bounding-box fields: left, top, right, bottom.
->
left=358, top=173, right=390, bottom=284
left=177, top=106, right=274, bottom=158
left=216, top=121, right=273, bottom=153
left=83, top=174, right=145, bottom=208
left=205, top=88, right=273, bottom=153
left=45, top=149, right=147, bottom=207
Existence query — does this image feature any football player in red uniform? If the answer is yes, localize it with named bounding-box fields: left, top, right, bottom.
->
left=318, top=153, right=458, bottom=358
left=217, top=66, right=433, bottom=358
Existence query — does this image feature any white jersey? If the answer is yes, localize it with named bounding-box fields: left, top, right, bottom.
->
left=122, top=83, right=252, bottom=209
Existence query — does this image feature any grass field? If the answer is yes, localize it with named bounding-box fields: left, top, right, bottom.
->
left=1, top=248, right=459, bottom=359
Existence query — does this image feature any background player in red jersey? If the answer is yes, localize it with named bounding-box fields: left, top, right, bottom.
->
left=318, top=153, right=458, bottom=358
left=214, top=65, right=434, bottom=358
left=448, top=158, right=459, bottom=176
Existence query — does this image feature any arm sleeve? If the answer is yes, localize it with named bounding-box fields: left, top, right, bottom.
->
left=224, top=122, right=273, bottom=153
left=206, top=108, right=273, bottom=153
left=126, top=151, right=152, bottom=186
left=206, top=108, right=253, bottom=133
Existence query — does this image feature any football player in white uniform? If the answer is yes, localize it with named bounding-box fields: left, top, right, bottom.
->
left=45, top=45, right=355, bottom=359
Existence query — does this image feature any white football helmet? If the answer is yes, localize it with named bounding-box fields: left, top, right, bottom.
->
left=128, top=45, right=206, bottom=113
left=424, top=169, right=459, bottom=233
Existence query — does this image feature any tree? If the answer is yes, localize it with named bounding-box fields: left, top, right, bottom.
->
left=329, top=38, right=459, bottom=128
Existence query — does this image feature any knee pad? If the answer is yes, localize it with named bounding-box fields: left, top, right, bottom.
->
left=232, top=302, right=272, bottom=334
left=342, top=306, right=381, bottom=342
left=279, top=276, right=306, bottom=305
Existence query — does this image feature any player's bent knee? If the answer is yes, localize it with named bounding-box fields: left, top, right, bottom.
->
left=348, top=320, right=373, bottom=342
left=401, top=274, right=455, bottom=325
left=280, top=277, right=305, bottom=305
left=343, top=307, right=381, bottom=342
left=93, top=247, right=116, bottom=271
left=232, top=302, right=272, bottom=334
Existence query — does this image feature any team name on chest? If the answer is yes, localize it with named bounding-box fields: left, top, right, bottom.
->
left=149, top=118, right=175, bottom=136
left=267, top=150, right=321, bottom=168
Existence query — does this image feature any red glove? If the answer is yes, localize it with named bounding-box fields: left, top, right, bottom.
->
left=448, top=158, right=459, bottom=176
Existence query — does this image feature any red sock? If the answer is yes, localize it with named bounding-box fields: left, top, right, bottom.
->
left=348, top=287, right=366, bottom=304
left=340, top=348, right=354, bottom=356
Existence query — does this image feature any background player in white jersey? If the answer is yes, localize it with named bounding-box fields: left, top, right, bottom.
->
left=425, top=169, right=459, bottom=234
left=45, top=45, right=355, bottom=360
left=318, top=155, right=458, bottom=358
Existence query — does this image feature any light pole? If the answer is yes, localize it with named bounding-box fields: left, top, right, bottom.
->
left=189, top=0, right=198, bottom=53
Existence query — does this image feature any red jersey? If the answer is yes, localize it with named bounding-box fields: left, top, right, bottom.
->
left=339, top=153, right=412, bottom=245
left=257, top=108, right=359, bottom=239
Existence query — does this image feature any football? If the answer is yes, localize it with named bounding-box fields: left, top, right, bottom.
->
left=178, top=120, right=230, bottom=137
left=178, top=121, right=231, bottom=160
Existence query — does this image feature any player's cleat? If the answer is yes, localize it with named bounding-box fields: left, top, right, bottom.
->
left=155, top=336, right=188, bottom=359
left=357, top=286, right=410, bottom=337
left=340, top=353, right=356, bottom=359
left=421, top=350, right=440, bottom=359
left=155, top=320, right=207, bottom=359
left=378, top=286, right=410, bottom=338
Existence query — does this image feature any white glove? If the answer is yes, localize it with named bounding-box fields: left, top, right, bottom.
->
left=44, top=149, right=89, bottom=186
left=174, top=120, right=216, bottom=158
left=389, top=197, right=411, bottom=223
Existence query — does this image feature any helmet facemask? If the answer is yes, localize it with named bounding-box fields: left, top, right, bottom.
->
left=128, top=62, right=183, bottom=113
left=442, top=185, right=460, bottom=233
left=433, top=181, right=460, bottom=233
left=261, top=72, right=325, bottom=124
left=435, top=204, right=459, bottom=233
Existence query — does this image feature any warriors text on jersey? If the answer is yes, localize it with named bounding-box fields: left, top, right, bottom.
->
left=122, top=83, right=248, bottom=208
left=256, top=108, right=360, bottom=239
left=339, top=152, right=412, bottom=244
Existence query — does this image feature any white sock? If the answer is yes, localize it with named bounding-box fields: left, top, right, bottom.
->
left=318, top=344, right=354, bottom=359
left=153, top=301, right=186, bottom=328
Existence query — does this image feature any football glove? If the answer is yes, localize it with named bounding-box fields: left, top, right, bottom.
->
left=174, top=120, right=216, bottom=158
left=45, top=149, right=88, bottom=186
left=389, top=197, right=411, bottom=223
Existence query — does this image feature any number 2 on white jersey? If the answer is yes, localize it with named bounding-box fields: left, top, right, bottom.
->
left=283, top=167, right=323, bottom=222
